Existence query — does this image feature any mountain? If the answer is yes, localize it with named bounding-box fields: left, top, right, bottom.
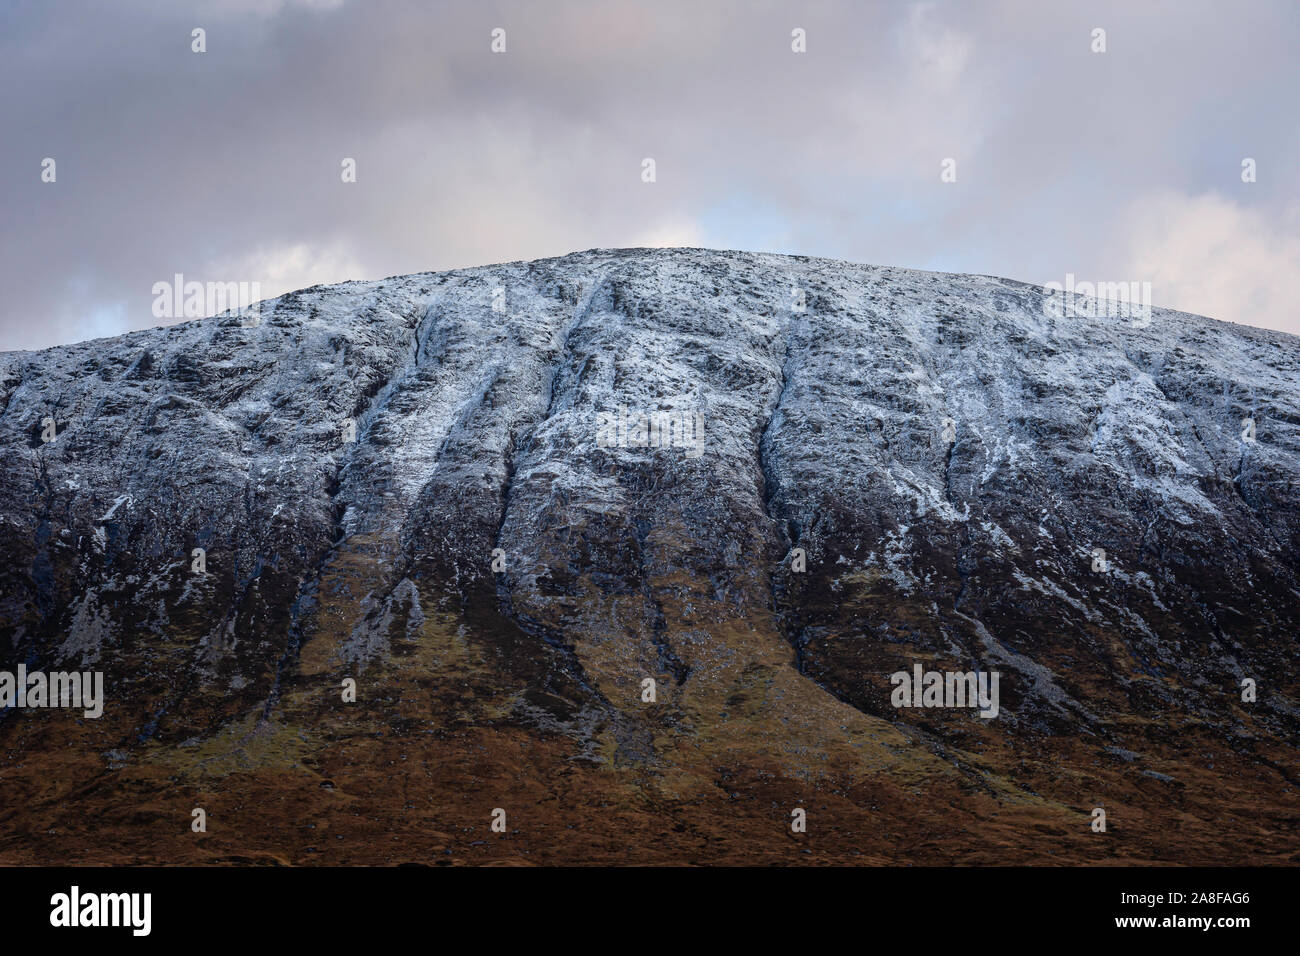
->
left=0, top=247, right=1296, bottom=864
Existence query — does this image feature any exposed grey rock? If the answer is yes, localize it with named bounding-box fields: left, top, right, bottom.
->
left=0, top=247, right=1296, bottom=755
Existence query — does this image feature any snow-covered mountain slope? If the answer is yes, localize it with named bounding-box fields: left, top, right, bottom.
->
left=1, top=247, right=1296, bottom=864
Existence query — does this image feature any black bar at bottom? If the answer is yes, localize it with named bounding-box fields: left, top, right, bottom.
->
left=0, top=865, right=1280, bottom=942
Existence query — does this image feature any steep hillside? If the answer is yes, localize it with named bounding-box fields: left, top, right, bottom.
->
left=0, top=248, right=1296, bottom=864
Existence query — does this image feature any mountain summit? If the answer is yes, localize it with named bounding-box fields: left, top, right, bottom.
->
left=1, top=248, right=1296, bottom=864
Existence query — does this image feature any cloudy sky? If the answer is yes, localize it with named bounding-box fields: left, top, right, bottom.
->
left=3, top=0, right=1299, bottom=351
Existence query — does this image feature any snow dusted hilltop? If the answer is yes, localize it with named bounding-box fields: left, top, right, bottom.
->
left=0, top=247, right=1297, bottom=865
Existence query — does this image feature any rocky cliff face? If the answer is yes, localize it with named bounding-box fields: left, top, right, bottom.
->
left=0, top=248, right=1296, bottom=864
